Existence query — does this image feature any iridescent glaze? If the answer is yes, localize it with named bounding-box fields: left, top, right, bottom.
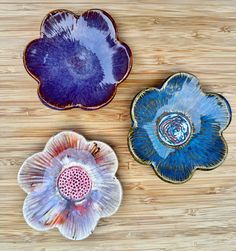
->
left=157, top=112, right=192, bottom=147
left=24, top=9, right=132, bottom=110
left=128, top=72, right=231, bottom=183
left=18, top=131, right=122, bottom=240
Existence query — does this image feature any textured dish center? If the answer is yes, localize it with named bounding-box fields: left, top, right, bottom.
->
left=66, top=45, right=103, bottom=81
left=157, top=112, right=192, bottom=147
left=57, top=166, right=92, bottom=201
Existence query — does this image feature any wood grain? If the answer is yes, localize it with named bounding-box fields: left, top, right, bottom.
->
left=0, top=0, right=236, bottom=250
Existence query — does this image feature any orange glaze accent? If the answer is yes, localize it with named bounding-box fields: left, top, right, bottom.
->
left=74, top=198, right=93, bottom=215
left=45, top=212, right=67, bottom=226
left=74, top=204, right=88, bottom=215
left=95, top=156, right=104, bottom=165
left=50, top=134, right=79, bottom=157
left=94, top=151, right=105, bottom=164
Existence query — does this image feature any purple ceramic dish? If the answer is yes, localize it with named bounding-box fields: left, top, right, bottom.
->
left=24, top=9, right=132, bottom=110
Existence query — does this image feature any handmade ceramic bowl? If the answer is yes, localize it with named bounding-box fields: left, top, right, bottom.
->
left=24, top=9, right=132, bottom=110
left=18, top=131, right=122, bottom=240
left=128, top=72, right=231, bottom=183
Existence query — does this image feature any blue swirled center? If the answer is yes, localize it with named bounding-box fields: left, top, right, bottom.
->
left=157, top=112, right=192, bottom=147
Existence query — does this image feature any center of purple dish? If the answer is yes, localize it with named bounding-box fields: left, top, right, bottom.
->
left=157, top=112, right=192, bottom=147
left=57, top=166, right=92, bottom=201
left=66, top=44, right=104, bottom=82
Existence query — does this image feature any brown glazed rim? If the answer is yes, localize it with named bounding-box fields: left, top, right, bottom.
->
left=23, top=9, right=133, bottom=111
left=128, top=72, right=232, bottom=184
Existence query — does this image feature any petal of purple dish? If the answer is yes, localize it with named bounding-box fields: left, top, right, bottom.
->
left=24, top=9, right=132, bottom=110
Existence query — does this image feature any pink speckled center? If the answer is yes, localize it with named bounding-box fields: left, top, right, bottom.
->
left=57, top=166, right=92, bottom=201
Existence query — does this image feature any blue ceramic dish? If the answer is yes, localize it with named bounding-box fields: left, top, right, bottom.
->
left=128, top=72, right=231, bottom=183
left=24, top=9, right=132, bottom=110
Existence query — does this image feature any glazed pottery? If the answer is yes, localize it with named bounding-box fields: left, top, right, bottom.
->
left=128, top=72, right=231, bottom=183
left=18, top=131, right=122, bottom=240
left=24, top=9, right=132, bottom=110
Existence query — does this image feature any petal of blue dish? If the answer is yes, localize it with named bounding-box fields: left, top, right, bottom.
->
left=154, top=116, right=227, bottom=183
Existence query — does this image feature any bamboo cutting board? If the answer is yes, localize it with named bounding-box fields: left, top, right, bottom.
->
left=0, top=0, right=236, bottom=250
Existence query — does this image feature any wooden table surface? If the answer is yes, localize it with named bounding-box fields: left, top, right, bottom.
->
left=0, top=0, right=236, bottom=250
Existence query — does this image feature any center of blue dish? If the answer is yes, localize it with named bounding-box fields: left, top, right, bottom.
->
left=66, top=44, right=104, bottom=83
left=157, top=112, right=192, bottom=147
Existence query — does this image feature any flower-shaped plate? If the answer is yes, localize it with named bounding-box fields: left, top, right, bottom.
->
left=18, top=131, right=122, bottom=240
left=128, top=72, right=231, bottom=183
left=24, top=9, right=132, bottom=110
